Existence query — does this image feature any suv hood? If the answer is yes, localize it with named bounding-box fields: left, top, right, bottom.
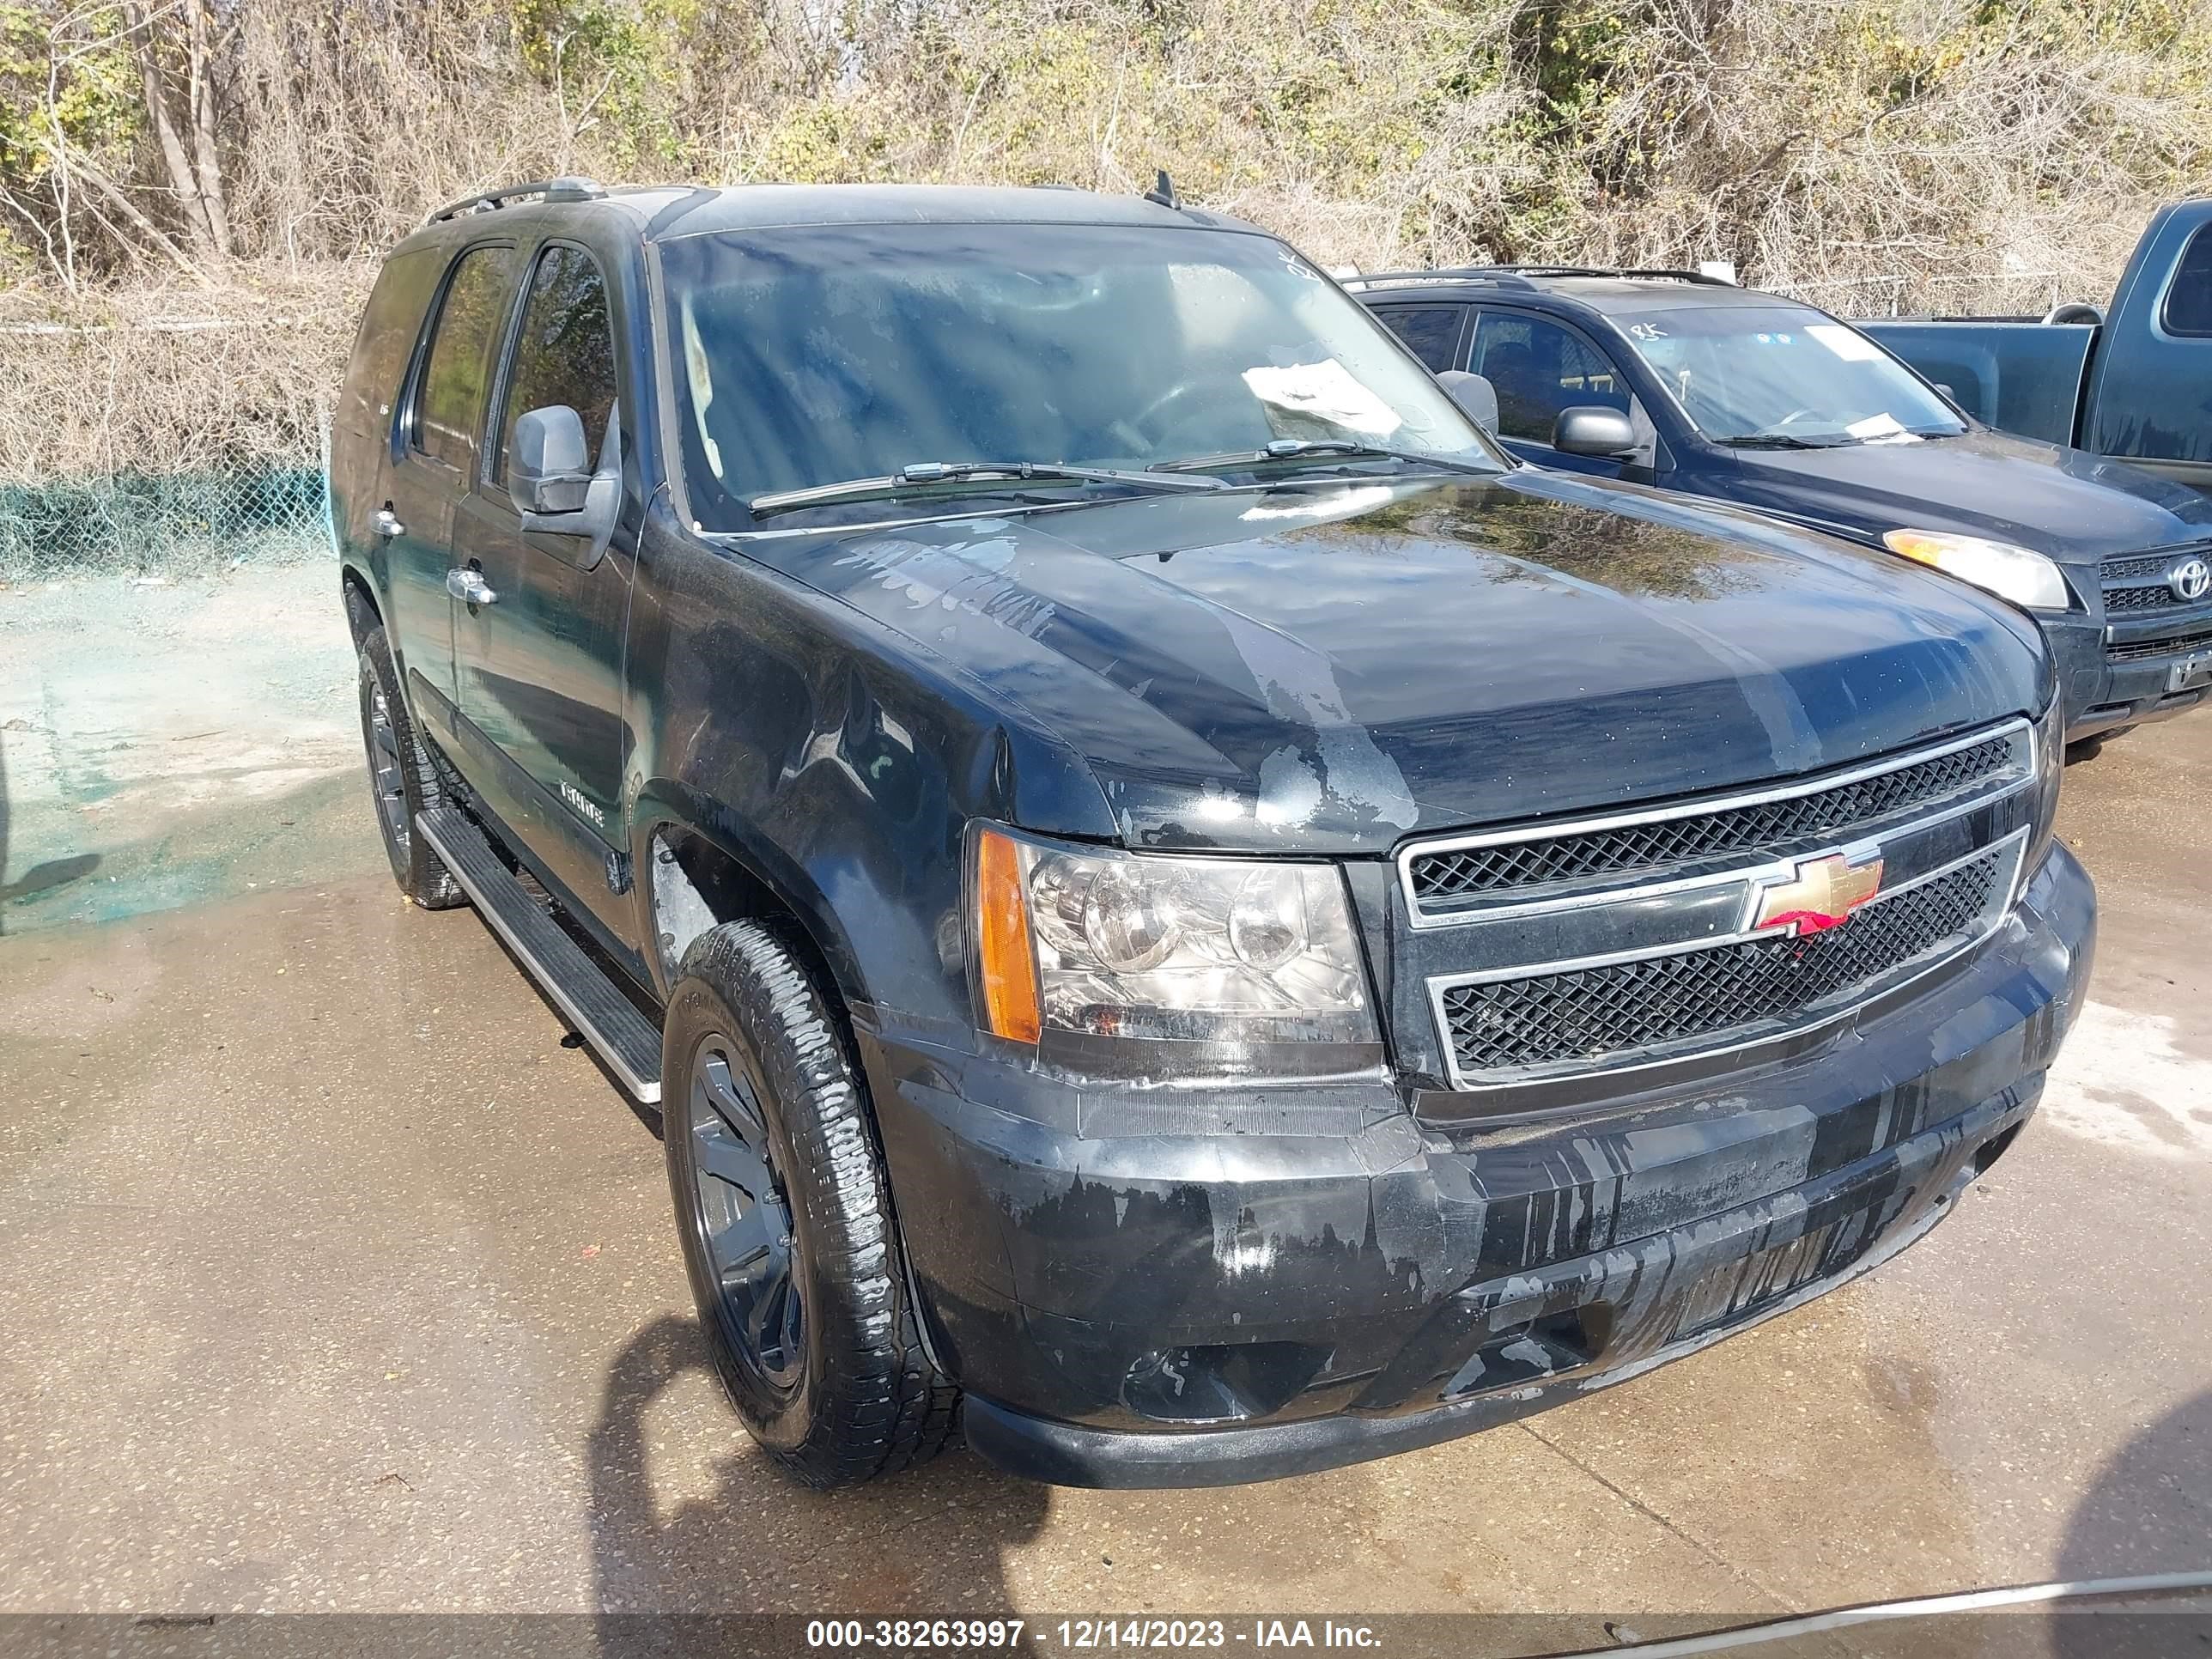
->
left=766, top=470, right=2046, bottom=854
left=1719, top=428, right=2212, bottom=568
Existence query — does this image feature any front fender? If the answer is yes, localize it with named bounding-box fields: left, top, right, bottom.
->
left=623, top=514, right=1112, bottom=1036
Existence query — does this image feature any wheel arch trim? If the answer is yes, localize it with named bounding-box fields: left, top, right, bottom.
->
left=339, top=558, right=385, bottom=641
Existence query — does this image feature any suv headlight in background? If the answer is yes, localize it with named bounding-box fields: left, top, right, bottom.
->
left=1882, top=529, right=2073, bottom=613
left=970, top=826, right=1382, bottom=1081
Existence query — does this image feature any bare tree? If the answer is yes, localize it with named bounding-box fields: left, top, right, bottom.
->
left=119, top=0, right=234, bottom=263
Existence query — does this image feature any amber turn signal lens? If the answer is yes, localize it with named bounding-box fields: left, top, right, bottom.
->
left=975, top=828, right=1042, bottom=1044
left=1882, top=530, right=1949, bottom=568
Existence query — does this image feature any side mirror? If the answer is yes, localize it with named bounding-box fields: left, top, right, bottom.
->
left=1553, top=405, right=1638, bottom=459
left=509, top=405, right=592, bottom=514
left=512, top=400, right=623, bottom=571
left=1436, top=370, right=1498, bottom=433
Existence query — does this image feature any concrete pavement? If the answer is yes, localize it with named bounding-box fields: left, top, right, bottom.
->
left=1, top=572, right=2206, bottom=1654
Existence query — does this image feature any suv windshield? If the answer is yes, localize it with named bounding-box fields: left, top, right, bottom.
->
left=1613, top=305, right=1966, bottom=446
left=659, top=222, right=1498, bottom=528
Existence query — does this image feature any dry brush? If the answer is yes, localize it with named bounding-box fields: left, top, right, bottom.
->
left=0, top=0, right=2206, bottom=483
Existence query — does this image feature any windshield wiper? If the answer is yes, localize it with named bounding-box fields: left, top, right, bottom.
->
left=1150, top=438, right=1498, bottom=477
left=1714, top=432, right=1858, bottom=450
left=749, top=459, right=1227, bottom=519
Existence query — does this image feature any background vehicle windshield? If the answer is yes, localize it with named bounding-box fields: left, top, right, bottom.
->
left=659, top=222, right=1497, bottom=526
left=1616, top=305, right=1966, bottom=444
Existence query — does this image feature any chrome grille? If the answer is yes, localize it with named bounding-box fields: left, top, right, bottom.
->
left=1439, top=848, right=2003, bottom=1081
left=1404, top=720, right=2039, bottom=1092
left=1406, top=734, right=2012, bottom=905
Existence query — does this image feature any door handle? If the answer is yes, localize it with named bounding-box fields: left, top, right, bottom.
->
left=374, top=508, right=404, bottom=540
left=445, top=567, right=499, bottom=606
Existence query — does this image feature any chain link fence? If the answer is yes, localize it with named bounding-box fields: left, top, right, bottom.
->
left=0, top=307, right=340, bottom=585
left=0, top=466, right=331, bottom=581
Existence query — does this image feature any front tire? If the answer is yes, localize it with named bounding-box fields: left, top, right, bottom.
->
left=355, top=624, right=463, bottom=908
left=664, top=921, right=958, bottom=1486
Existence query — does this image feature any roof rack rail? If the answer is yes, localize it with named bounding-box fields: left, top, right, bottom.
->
left=1341, top=266, right=1552, bottom=291
left=424, top=176, right=606, bottom=226
left=1346, top=263, right=1740, bottom=289
left=1482, top=264, right=1616, bottom=278
left=1613, top=266, right=1739, bottom=286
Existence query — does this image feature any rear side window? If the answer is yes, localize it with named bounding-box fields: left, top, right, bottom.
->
left=2162, top=225, right=2212, bottom=337
left=1470, top=311, right=1629, bottom=444
left=413, top=247, right=511, bottom=469
left=495, top=246, right=619, bottom=482
left=339, top=248, right=440, bottom=436
left=1374, top=304, right=1467, bottom=373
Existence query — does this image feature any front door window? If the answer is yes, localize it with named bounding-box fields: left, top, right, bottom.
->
left=1469, top=311, right=1632, bottom=447
left=494, top=246, right=621, bottom=479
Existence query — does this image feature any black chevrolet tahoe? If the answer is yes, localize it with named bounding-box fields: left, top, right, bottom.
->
left=330, top=179, right=2095, bottom=1490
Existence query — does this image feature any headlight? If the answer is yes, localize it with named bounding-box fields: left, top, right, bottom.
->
left=969, top=826, right=1382, bottom=1079
left=1882, top=529, right=2072, bottom=612
left=2026, top=696, right=2064, bottom=877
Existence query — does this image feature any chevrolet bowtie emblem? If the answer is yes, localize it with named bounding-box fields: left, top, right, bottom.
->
left=1753, top=851, right=1885, bottom=935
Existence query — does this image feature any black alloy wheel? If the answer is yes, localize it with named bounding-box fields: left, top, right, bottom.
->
left=684, top=1038, right=806, bottom=1401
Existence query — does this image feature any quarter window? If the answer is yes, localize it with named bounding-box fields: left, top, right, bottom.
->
left=1469, top=311, right=1630, bottom=444
left=1375, top=304, right=1467, bottom=373
left=2162, top=225, right=2212, bottom=337
left=496, top=246, right=620, bottom=480
left=413, top=247, right=511, bottom=469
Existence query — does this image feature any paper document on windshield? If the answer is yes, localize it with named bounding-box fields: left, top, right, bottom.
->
left=1244, top=362, right=1404, bottom=441
left=1844, top=411, right=1922, bottom=444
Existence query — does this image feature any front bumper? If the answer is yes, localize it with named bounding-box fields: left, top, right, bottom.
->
left=2049, top=605, right=2212, bottom=742
left=861, top=844, right=2095, bottom=1488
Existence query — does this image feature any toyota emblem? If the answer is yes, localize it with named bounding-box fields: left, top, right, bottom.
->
left=2171, top=556, right=2212, bottom=604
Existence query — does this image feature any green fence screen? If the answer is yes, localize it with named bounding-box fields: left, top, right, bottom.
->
left=0, top=467, right=331, bottom=579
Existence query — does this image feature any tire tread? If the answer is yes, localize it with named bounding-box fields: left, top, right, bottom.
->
left=675, top=921, right=960, bottom=1486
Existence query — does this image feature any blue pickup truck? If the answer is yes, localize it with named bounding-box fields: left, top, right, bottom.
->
left=1861, top=200, right=2212, bottom=495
